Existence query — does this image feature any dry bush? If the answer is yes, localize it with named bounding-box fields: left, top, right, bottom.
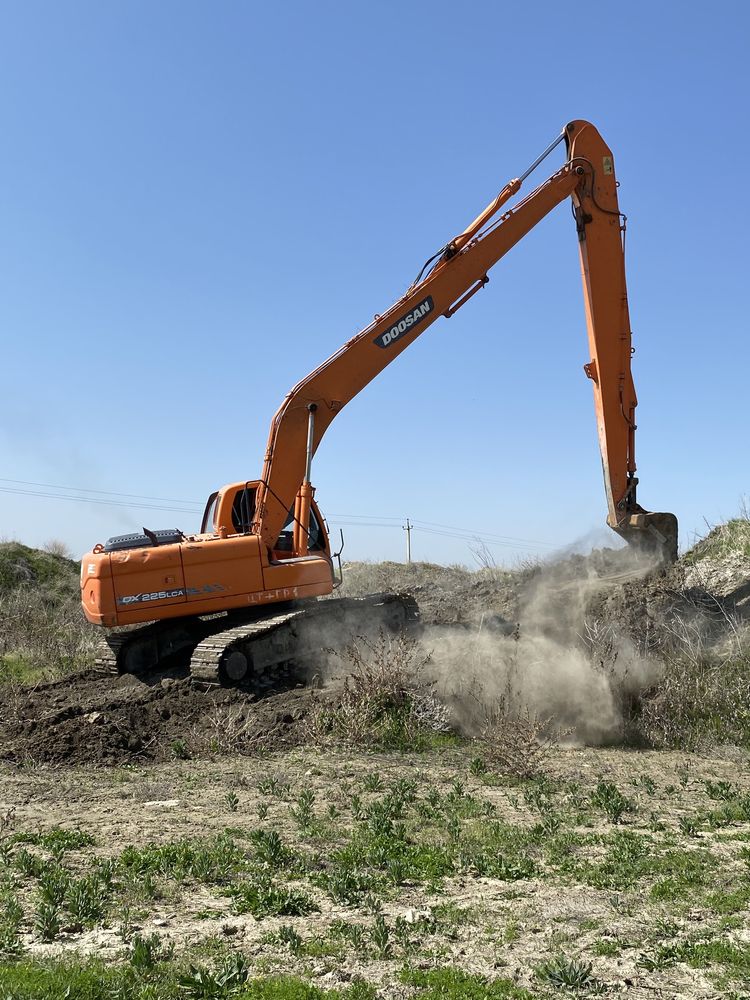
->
left=0, top=587, right=95, bottom=680
left=479, top=706, right=557, bottom=779
left=42, top=538, right=74, bottom=559
left=189, top=702, right=281, bottom=756
left=460, top=639, right=566, bottom=777
left=306, top=632, right=451, bottom=749
left=638, top=605, right=750, bottom=750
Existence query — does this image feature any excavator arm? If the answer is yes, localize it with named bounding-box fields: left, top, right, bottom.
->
left=253, top=120, right=677, bottom=561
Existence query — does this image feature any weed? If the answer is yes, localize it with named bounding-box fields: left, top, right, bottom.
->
left=537, top=954, right=596, bottom=990
left=400, top=966, right=535, bottom=999
left=503, top=920, right=521, bottom=944
left=481, top=708, right=556, bottom=780
left=707, top=886, right=750, bottom=914
left=118, top=834, right=242, bottom=885
left=678, top=815, right=700, bottom=836
left=249, top=829, right=296, bottom=870
left=639, top=601, right=750, bottom=750
left=13, top=848, right=44, bottom=879
left=66, top=875, right=106, bottom=927
left=291, top=789, right=316, bottom=830
left=330, top=919, right=368, bottom=952
left=37, top=865, right=71, bottom=907
left=13, top=827, right=94, bottom=853
left=592, top=938, right=622, bottom=956
left=632, top=774, right=657, bottom=794
left=363, top=893, right=383, bottom=916
left=130, top=932, right=173, bottom=969
left=170, top=738, right=191, bottom=760
left=590, top=781, right=633, bottom=824
left=276, top=924, right=304, bottom=954
left=316, top=868, right=379, bottom=905
left=363, top=773, right=383, bottom=792
left=470, top=756, right=487, bottom=776
left=426, top=788, right=441, bottom=809
left=34, top=900, right=59, bottom=942
left=179, top=951, right=251, bottom=996
left=230, top=877, right=318, bottom=918
left=117, top=904, right=134, bottom=942
left=307, top=633, right=450, bottom=751
left=371, top=914, right=391, bottom=958
left=0, top=556, right=96, bottom=678
left=0, top=893, right=23, bottom=956
left=258, top=776, right=290, bottom=798
left=705, top=780, right=738, bottom=801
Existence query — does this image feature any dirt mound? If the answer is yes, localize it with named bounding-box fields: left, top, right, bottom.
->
left=0, top=668, right=316, bottom=766
left=339, top=560, right=521, bottom=626
left=0, top=542, right=79, bottom=599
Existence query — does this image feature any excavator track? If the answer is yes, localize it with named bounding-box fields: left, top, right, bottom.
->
left=189, top=609, right=306, bottom=688
left=94, top=593, right=420, bottom=689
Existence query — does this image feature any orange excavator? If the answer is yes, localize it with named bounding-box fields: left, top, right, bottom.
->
left=81, top=120, right=678, bottom=685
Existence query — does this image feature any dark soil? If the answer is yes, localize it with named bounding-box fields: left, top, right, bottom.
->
left=0, top=667, right=315, bottom=767
left=3, top=524, right=749, bottom=769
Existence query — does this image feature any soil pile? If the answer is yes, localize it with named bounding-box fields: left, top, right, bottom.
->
left=0, top=668, right=314, bottom=767
left=2, top=521, right=749, bottom=766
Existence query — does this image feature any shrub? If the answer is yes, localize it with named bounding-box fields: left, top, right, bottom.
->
left=307, top=633, right=451, bottom=750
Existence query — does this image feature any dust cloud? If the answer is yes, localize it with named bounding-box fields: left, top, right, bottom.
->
left=423, top=547, right=663, bottom=745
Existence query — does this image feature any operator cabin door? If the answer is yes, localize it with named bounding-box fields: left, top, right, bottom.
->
left=262, top=503, right=332, bottom=592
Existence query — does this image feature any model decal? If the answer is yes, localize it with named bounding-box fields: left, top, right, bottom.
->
left=117, top=583, right=226, bottom=606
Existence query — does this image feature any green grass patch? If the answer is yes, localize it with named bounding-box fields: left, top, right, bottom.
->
left=117, top=834, right=243, bottom=884
left=400, top=966, right=534, bottom=999
left=0, top=954, right=377, bottom=1000
left=640, top=935, right=750, bottom=982
left=11, top=827, right=95, bottom=853
left=229, top=878, right=318, bottom=919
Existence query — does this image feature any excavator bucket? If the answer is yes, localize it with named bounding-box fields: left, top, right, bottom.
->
left=619, top=512, right=679, bottom=564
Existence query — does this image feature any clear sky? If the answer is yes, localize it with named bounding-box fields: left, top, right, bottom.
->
left=1, top=1, right=748, bottom=565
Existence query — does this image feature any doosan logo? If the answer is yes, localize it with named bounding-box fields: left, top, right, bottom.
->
left=374, top=296, right=434, bottom=348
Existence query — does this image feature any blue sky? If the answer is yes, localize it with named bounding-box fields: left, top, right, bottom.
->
left=1, top=1, right=747, bottom=565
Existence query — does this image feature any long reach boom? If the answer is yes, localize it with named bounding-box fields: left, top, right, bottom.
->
left=253, top=119, right=678, bottom=560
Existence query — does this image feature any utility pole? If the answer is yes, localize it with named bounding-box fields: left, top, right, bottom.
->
left=403, top=518, right=412, bottom=565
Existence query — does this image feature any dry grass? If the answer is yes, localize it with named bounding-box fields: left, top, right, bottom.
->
left=306, top=632, right=451, bottom=749
left=479, top=706, right=557, bottom=778
left=188, top=702, right=283, bottom=755
left=639, top=608, right=750, bottom=750
left=0, top=588, right=95, bottom=682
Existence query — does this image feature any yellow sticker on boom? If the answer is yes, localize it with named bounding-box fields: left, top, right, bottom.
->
left=603, top=156, right=613, bottom=175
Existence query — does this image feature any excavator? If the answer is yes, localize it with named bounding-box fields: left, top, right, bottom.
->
left=81, top=119, right=678, bottom=686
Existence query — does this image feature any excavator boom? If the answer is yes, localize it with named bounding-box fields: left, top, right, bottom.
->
left=253, top=120, right=677, bottom=560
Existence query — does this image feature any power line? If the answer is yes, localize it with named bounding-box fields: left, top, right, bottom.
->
left=0, top=478, right=203, bottom=507
left=330, top=519, right=543, bottom=553
left=410, top=517, right=554, bottom=548
left=0, top=476, right=554, bottom=550
left=0, top=485, right=198, bottom=515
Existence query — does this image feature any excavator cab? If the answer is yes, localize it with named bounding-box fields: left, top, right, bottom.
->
left=82, top=480, right=334, bottom=630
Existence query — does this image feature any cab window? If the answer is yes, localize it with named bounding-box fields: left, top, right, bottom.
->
left=274, top=506, right=325, bottom=553
left=201, top=493, right=219, bottom=533
left=232, top=486, right=256, bottom=533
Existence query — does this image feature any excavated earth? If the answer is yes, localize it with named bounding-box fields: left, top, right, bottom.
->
left=0, top=668, right=315, bottom=767
left=2, top=522, right=749, bottom=769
